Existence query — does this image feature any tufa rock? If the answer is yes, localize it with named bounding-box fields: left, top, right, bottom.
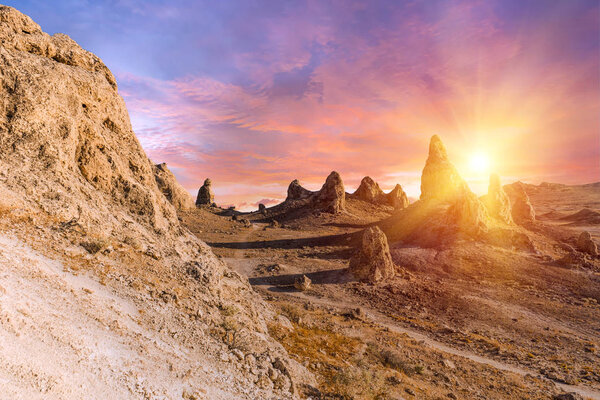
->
left=420, top=135, right=469, bottom=202
left=481, top=173, right=513, bottom=224
left=386, top=184, right=409, bottom=209
left=314, top=171, right=346, bottom=213
left=286, top=179, right=312, bottom=201
left=576, top=231, right=598, bottom=256
left=196, top=178, right=214, bottom=206
left=258, top=203, right=266, bottom=213
left=294, top=275, right=311, bottom=291
left=0, top=6, right=312, bottom=396
left=153, top=163, right=195, bottom=210
left=353, top=176, right=384, bottom=203
left=504, top=182, right=535, bottom=224
left=349, top=226, right=396, bottom=283
left=352, top=177, right=409, bottom=209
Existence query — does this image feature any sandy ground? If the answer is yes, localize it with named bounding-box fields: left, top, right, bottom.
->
left=0, top=231, right=283, bottom=400
left=182, top=182, right=600, bottom=400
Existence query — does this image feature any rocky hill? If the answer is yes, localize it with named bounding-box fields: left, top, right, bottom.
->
left=0, top=5, right=309, bottom=398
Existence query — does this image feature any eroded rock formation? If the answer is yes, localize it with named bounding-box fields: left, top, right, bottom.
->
left=577, top=231, right=598, bottom=256
left=481, top=173, right=513, bottom=224
left=420, top=135, right=469, bottom=202
left=286, top=179, right=312, bottom=200
left=153, top=163, right=195, bottom=210
left=352, top=177, right=409, bottom=209
left=504, top=182, right=536, bottom=224
left=386, top=184, right=410, bottom=209
left=284, top=172, right=346, bottom=213
left=349, top=226, right=396, bottom=283
left=314, top=171, right=346, bottom=213
left=196, top=178, right=214, bottom=206
left=353, top=176, right=384, bottom=203
left=0, top=6, right=308, bottom=396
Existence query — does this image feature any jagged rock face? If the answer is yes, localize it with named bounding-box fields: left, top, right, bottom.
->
left=0, top=5, right=177, bottom=235
left=286, top=179, right=312, bottom=200
left=353, top=176, right=384, bottom=203
left=314, top=171, right=345, bottom=213
left=386, top=184, right=409, bottom=209
left=504, top=182, right=535, bottom=224
left=195, top=178, right=214, bottom=206
left=420, top=135, right=469, bottom=202
left=0, top=7, right=309, bottom=396
left=481, top=174, right=513, bottom=224
left=577, top=231, right=598, bottom=256
left=349, top=226, right=395, bottom=283
left=153, top=163, right=195, bottom=210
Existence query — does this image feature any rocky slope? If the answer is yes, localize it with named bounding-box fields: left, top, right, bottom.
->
left=0, top=5, right=308, bottom=398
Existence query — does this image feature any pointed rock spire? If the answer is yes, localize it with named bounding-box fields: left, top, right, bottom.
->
left=195, top=178, right=214, bottom=206
left=420, top=135, right=469, bottom=202
left=481, top=173, right=513, bottom=224
left=353, top=176, right=384, bottom=203
left=315, top=171, right=345, bottom=213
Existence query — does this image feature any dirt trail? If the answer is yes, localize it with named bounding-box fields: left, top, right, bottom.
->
left=226, top=257, right=600, bottom=400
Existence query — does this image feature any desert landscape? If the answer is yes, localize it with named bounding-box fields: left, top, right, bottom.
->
left=0, top=3, right=599, bottom=400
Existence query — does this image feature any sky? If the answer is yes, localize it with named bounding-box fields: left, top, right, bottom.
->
left=6, top=0, right=600, bottom=210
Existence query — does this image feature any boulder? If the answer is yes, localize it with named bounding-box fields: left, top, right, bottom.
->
left=314, top=171, right=345, bottom=213
left=353, top=176, right=384, bottom=203
left=258, top=203, right=266, bottom=212
left=349, top=227, right=395, bottom=283
left=504, top=182, right=535, bottom=224
left=153, top=163, right=195, bottom=210
left=386, top=184, right=409, bottom=209
left=420, top=135, right=469, bottom=202
left=294, top=275, right=311, bottom=291
left=195, top=178, right=214, bottom=206
left=576, top=231, right=598, bottom=256
left=481, top=174, right=513, bottom=224
left=286, top=179, right=312, bottom=201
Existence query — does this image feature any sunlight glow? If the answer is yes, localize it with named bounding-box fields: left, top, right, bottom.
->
left=469, top=153, right=491, bottom=174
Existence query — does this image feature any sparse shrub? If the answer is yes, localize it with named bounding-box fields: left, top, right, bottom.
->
left=329, top=367, right=389, bottom=399
left=281, top=304, right=303, bottom=324
left=219, top=303, right=238, bottom=317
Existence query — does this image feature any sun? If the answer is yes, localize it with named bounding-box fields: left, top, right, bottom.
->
left=469, top=152, right=491, bottom=173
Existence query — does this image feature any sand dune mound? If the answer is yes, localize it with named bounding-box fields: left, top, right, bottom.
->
left=0, top=5, right=306, bottom=397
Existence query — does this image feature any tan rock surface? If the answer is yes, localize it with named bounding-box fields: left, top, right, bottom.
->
left=504, top=182, right=536, bottom=224
left=314, top=171, right=346, bottom=213
left=481, top=173, right=513, bottom=224
left=0, top=5, right=306, bottom=398
left=196, top=178, right=214, bottom=206
left=349, top=226, right=395, bottom=283
left=153, top=163, right=195, bottom=210
left=420, top=135, right=469, bottom=202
